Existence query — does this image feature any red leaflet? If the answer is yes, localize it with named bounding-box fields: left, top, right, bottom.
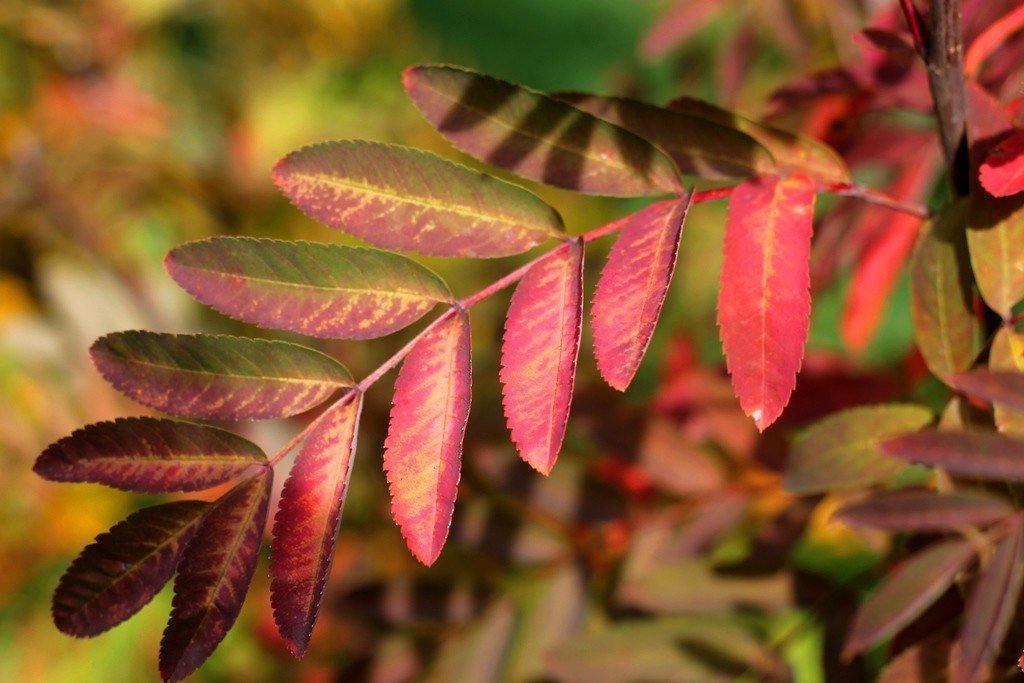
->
left=843, top=539, right=977, bottom=659
left=979, top=129, right=1024, bottom=197
left=882, top=430, right=1024, bottom=481
left=160, top=470, right=272, bottom=683
left=592, top=196, right=691, bottom=391
left=500, top=240, right=584, bottom=474
left=384, top=311, right=472, bottom=565
left=954, top=516, right=1024, bottom=683
left=270, top=393, right=362, bottom=657
left=34, top=417, right=266, bottom=493
left=834, top=490, right=1011, bottom=532
left=718, top=174, right=816, bottom=430
left=52, top=501, right=208, bottom=637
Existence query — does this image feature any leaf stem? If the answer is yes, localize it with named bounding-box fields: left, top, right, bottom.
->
left=897, top=0, right=928, bottom=59
left=266, top=182, right=929, bottom=465
left=925, top=0, right=970, bottom=195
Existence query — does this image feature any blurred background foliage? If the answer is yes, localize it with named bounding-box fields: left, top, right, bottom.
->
left=0, top=0, right=925, bottom=681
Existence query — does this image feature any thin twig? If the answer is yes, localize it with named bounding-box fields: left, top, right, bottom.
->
left=926, top=0, right=969, bottom=195
left=830, top=183, right=931, bottom=218
left=898, top=0, right=929, bottom=59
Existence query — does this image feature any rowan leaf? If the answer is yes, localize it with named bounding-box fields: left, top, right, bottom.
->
left=402, top=65, right=684, bottom=197
left=843, top=539, right=976, bottom=659
left=165, top=238, right=452, bottom=339
left=882, top=430, right=1024, bottom=481
left=558, top=94, right=776, bottom=179
left=52, top=501, right=209, bottom=637
left=384, top=311, right=472, bottom=565
left=718, top=173, right=816, bottom=430
left=834, top=490, right=1012, bottom=532
left=34, top=417, right=266, bottom=493
left=910, top=202, right=981, bottom=382
left=159, top=470, right=272, bottom=683
left=667, top=96, right=851, bottom=185
left=954, top=516, right=1024, bottom=683
left=989, top=327, right=1024, bottom=436
left=91, top=331, right=351, bottom=420
left=272, top=140, right=565, bottom=257
left=500, top=240, right=583, bottom=475
left=784, top=404, right=933, bottom=494
left=952, top=369, right=1024, bottom=412
left=979, top=129, right=1024, bottom=197
left=591, top=195, right=691, bottom=391
left=967, top=192, right=1024, bottom=318
left=270, top=392, right=362, bottom=657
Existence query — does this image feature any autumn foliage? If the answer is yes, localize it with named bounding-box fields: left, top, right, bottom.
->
left=26, top=0, right=1024, bottom=680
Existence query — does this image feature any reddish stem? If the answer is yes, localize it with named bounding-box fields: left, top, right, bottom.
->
left=267, top=181, right=928, bottom=465
left=898, top=0, right=928, bottom=59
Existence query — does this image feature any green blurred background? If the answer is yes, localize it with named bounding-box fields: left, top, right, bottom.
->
left=0, top=1, right=912, bottom=681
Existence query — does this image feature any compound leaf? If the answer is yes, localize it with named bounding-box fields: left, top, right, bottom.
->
left=882, top=430, right=1024, bottom=481
left=591, top=195, right=691, bottom=390
left=844, top=539, right=976, bottom=659
left=159, top=470, right=272, bottom=683
left=53, top=501, right=209, bottom=637
left=718, top=174, right=816, bottom=430
left=273, top=140, right=565, bottom=257
left=785, top=404, right=932, bottom=494
left=834, top=490, right=1011, bottom=532
left=952, top=369, right=1024, bottom=412
left=403, top=65, right=684, bottom=197
left=558, top=94, right=776, bottom=179
left=989, top=328, right=1024, bottom=436
left=967, top=192, right=1024, bottom=318
left=271, top=392, right=362, bottom=657
left=500, top=240, right=584, bottom=474
left=667, top=96, right=850, bottom=185
left=35, top=417, right=266, bottom=493
left=91, top=331, right=351, bottom=420
left=910, top=202, right=981, bottom=382
left=979, top=129, right=1024, bottom=197
left=953, top=516, right=1024, bottom=683
left=166, top=238, right=452, bottom=340
left=384, top=311, right=472, bottom=565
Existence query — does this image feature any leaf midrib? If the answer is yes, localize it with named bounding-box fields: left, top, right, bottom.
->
left=174, top=262, right=449, bottom=303
left=108, top=354, right=346, bottom=387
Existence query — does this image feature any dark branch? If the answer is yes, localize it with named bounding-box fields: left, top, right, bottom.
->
left=925, top=0, right=969, bottom=195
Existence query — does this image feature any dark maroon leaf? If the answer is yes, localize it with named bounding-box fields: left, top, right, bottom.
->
left=34, top=417, right=266, bottom=493
left=843, top=539, right=976, bottom=658
left=834, top=490, right=1012, bottom=532
left=53, top=501, right=208, bottom=637
left=271, top=393, right=362, bottom=657
left=882, top=430, right=1024, bottom=481
left=953, top=369, right=1024, bottom=412
left=954, top=516, right=1024, bottom=683
left=159, top=470, right=272, bottom=682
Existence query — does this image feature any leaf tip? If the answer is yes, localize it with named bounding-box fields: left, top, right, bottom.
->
left=400, top=65, right=422, bottom=93
left=749, top=407, right=776, bottom=432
